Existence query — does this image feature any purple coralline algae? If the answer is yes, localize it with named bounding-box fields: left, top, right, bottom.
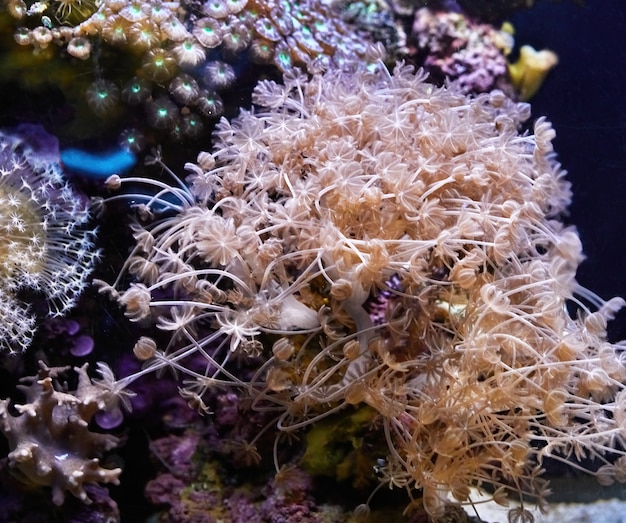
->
left=410, top=7, right=514, bottom=94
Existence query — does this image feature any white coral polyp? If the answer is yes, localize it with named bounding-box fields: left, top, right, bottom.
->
left=0, top=363, right=124, bottom=505
left=0, top=131, right=99, bottom=353
left=107, top=59, right=626, bottom=518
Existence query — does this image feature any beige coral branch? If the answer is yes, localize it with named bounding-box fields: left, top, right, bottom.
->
left=0, top=362, right=126, bottom=505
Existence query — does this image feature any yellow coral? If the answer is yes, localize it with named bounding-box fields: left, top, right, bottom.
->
left=508, top=44, right=559, bottom=101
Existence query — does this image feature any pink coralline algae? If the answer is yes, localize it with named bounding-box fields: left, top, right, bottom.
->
left=144, top=430, right=344, bottom=523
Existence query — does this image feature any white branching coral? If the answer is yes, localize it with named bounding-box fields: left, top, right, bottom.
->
left=104, top=57, right=626, bottom=520
left=0, top=128, right=99, bottom=353
left=0, top=362, right=127, bottom=505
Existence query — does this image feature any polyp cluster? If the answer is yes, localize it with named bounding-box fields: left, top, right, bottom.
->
left=0, top=128, right=99, bottom=353
left=103, top=57, right=626, bottom=520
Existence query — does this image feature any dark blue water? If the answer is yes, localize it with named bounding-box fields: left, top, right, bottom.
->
left=513, top=0, right=626, bottom=339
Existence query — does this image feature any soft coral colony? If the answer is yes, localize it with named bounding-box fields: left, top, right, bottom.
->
left=101, top=51, right=626, bottom=520
left=0, top=128, right=99, bottom=353
left=0, top=127, right=128, bottom=510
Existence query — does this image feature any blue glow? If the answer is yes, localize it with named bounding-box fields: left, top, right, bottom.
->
left=60, top=147, right=137, bottom=178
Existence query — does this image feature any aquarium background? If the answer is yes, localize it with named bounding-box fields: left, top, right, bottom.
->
left=1, top=0, right=626, bottom=521
left=512, top=0, right=626, bottom=342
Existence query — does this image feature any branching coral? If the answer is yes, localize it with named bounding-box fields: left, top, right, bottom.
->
left=0, top=126, right=99, bottom=353
left=102, top=52, right=626, bottom=520
left=0, top=362, right=129, bottom=505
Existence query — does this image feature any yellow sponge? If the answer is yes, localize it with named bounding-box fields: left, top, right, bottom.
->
left=508, top=45, right=559, bottom=100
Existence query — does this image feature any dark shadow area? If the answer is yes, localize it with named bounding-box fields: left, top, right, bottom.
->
left=512, top=0, right=626, bottom=340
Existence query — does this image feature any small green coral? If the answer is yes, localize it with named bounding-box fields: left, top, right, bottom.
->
left=301, top=406, right=382, bottom=489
